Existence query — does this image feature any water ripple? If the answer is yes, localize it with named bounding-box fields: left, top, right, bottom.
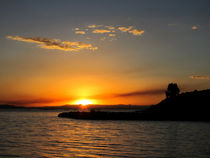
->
left=0, top=111, right=210, bottom=158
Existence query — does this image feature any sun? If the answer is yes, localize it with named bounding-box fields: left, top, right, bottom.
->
left=75, top=99, right=93, bottom=106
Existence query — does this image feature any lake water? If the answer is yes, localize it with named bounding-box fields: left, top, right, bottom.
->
left=0, top=110, right=210, bottom=158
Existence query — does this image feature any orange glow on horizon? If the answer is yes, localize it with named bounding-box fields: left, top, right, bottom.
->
left=74, top=99, right=93, bottom=106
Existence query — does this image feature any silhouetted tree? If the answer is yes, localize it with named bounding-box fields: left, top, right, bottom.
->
left=166, top=83, right=180, bottom=99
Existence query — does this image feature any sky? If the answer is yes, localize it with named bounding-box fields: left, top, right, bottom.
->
left=0, top=0, right=210, bottom=106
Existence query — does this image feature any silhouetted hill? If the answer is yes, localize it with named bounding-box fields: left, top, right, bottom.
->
left=144, top=89, right=210, bottom=121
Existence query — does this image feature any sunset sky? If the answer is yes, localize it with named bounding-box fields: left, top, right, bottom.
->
left=0, top=0, right=210, bottom=106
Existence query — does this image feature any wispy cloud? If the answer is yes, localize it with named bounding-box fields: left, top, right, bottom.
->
left=108, top=34, right=116, bottom=37
left=118, top=26, right=144, bottom=36
left=92, top=29, right=111, bottom=34
left=100, top=37, right=106, bottom=41
left=73, top=24, right=144, bottom=42
left=192, top=25, right=199, bottom=30
left=6, top=35, right=98, bottom=51
left=74, top=28, right=80, bottom=30
left=75, top=31, right=86, bottom=35
left=190, top=75, right=209, bottom=80
left=91, top=89, right=164, bottom=100
left=88, top=25, right=97, bottom=28
left=118, top=26, right=133, bottom=32
left=114, top=89, right=164, bottom=98
left=105, top=26, right=115, bottom=30
left=129, top=29, right=144, bottom=36
left=0, top=98, right=71, bottom=105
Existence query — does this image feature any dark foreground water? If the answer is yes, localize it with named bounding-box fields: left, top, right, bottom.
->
left=0, top=110, right=210, bottom=158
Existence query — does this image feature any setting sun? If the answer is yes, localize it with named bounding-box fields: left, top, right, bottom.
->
left=75, top=99, right=93, bottom=106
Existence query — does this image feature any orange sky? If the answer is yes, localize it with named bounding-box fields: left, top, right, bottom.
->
left=0, top=72, right=166, bottom=106
left=1, top=1, right=210, bottom=106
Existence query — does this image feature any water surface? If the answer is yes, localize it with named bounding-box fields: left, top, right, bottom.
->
left=0, top=110, right=210, bottom=157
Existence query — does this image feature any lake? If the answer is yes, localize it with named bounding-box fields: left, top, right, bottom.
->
left=0, top=110, right=210, bottom=158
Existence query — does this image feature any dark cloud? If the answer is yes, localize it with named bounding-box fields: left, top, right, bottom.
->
left=114, top=89, right=164, bottom=97
left=90, top=89, right=164, bottom=100
left=0, top=98, right=70, bottom=105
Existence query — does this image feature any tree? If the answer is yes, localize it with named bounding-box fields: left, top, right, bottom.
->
left=166, top=83, right=180, bottom=99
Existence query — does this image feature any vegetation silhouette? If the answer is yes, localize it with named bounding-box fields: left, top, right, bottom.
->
left=58, top=83, right=210, bottom=121
left=165, top=83, right=180, bottom=99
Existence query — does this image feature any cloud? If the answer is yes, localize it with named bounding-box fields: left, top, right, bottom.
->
left=73, top=24, right=144, bottom=41
left=190, top=75, right=209, bottom=80
left=129, top=29, right=144, bottom=36
left=88, top=25, right=97, bottom=28
left=88, top=25, right=115, bottom=30
left=118, top=26, right=144, bottom=36
left=114, top=89, right=164, bottom=97
left=6, top=35, right=98, bottom=51
left=108, top=34, right=116, bottom=37
left=100, top=37, right=106, bottom=41
left=0, top=98, right=71, bottom=105
left=92, top=29, right=111, bottom=34
left=75, top=31, right=86, bottom=35
left=74, top=28, right=80, bottom=30
left=91, top=89, right=164, bottom=100
left=105, top=26, right=115, bottom=30
left=118, top=26, right=133, bottom=32
left=192, top=25, right=199, bottom=30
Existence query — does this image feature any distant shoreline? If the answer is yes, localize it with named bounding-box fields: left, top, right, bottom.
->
left=0, top=104, right=150, bottom=111
left=58, top=88, right=210, bottom=122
